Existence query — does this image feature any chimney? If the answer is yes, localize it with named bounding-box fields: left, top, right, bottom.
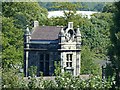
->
left=34, top=21, right=39, bottom=28
left=68, top=22, right=73, bottom=29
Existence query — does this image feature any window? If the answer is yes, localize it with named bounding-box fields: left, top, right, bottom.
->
left=67, top=54, right=72, bottom=61
left=39, top=53, right=49, bottom=76
left=66, top=54, right=72, bottom=67
left=40, top=62, right=44, bottom=72
left=40, top=54, right=44, bottom=61
left=45, top=54, right=49, bottom=61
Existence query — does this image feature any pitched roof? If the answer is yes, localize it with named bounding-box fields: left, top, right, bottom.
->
left=31, top=26, right=62, bottom=40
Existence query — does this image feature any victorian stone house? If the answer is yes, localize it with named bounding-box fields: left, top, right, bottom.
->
left=24, top=21, right=81, bottom=76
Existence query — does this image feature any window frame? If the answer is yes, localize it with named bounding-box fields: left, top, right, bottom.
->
left=66, top=54, right=72, bottom=67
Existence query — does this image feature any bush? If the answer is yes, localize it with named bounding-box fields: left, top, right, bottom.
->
left=2, top=64, right=116, bottom=89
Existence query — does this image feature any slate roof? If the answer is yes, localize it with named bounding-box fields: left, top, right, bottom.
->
left=31, top=26, right=62, bottom=40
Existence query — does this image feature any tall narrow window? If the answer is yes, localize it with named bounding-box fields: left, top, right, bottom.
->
left=70, top=54, right=72, bottom=61
left=66, top=54, right=72, bottom=67
left=45, top=54, right=49, bottom=61
left=40, top=54, right=44, bottom=61
left=67, top=54, right=69, bottom=61
left=39, top=53, right=49, bottom=76
left=45, top=54, right=49, bottom=76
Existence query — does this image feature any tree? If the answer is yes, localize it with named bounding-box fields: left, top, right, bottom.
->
left=2, top=2, right=48, bottom=29
left=2, top=2, right=48, bottom=88
left=93, top=3, right=104, bottom=11
left=107, top=1, right=120, bottom=87
left=102, top=3, right=117, bottom=13
left=81, top=46, right=101, bottom=75
left=86, top=12, right=113, bottom=54
left=2, top=17, right=23, bottom=69
left=52, top=2, right=82, bottom=24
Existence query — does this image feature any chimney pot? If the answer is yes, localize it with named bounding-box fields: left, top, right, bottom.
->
left=68, top=22, right=73, bottom=29
left=34, top=21, right=39, bottom=28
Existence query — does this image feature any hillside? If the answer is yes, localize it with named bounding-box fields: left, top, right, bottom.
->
left=39, top=2, right=113, bottom=12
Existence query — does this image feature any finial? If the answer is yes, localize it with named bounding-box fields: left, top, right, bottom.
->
left=26, top=25, right=30, bottom=34
left=76, top=26, right=81, bottom=36
left=26, top=25, right=29, bottom=31
left=68, top=22, right=73, bottom=29
left=34, top=21, right=39, bottom=28
left=59, top=26, right=64, bottom=36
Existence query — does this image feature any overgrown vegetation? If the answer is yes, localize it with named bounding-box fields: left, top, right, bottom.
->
left=2, top=62, right=115, bottom=89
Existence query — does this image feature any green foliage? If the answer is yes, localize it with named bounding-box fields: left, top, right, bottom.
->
left=2, top=68, right=26, bottom=88
left=2, top=59, right=115, bottom=89
left=2, top=1, right=48, bottom=70
left=2, top=17, right=23, bottom=69
left=28, top=66, right=37, bottom=77
left=81, top=46, right=101, bottom=75
left=54, top=61, right=61, bottom=76
left=107, top=1, right=120, bottom=87
left=105, top=63, right=115, bottom=78
left=52, top=2, right=82, bottom=23
left=27, top=76, right=37, bottom=89
left=2, top=2, right=48, bottom=29
left=2, top=2, right=49, bottom=89
left=82, top=12, right=113, bottom=55
left=54, top=72, right=114, bottom=90
left=39, top=2, right=106, bottom=12
left=102, top=3, right=117, bottom=13
left=42, top=80, right=56, bottom=89
left=52, top=2, right=81, bottom=11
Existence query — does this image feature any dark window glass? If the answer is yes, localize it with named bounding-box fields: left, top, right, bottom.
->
left=70, top=54, right=72, bottom=61
left=40, top=54, right=44, bottom=61
left=70, top=62, right=72, bottom=67
left=45, top=54, right=49, bottom=61
left=45, top=62, right=49, bottom=76
left=66, top=54, right=72, bottom=67
left=40, top=62, right=44, bottom=72
left=66, top=62, right=69, bottom=67
left=67, top=54, right=69, bottom=61
left=66, top=54, right=72, bottom=61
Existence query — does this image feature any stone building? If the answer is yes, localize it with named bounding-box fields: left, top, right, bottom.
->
left=24, top=21, right=81, bottom=76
